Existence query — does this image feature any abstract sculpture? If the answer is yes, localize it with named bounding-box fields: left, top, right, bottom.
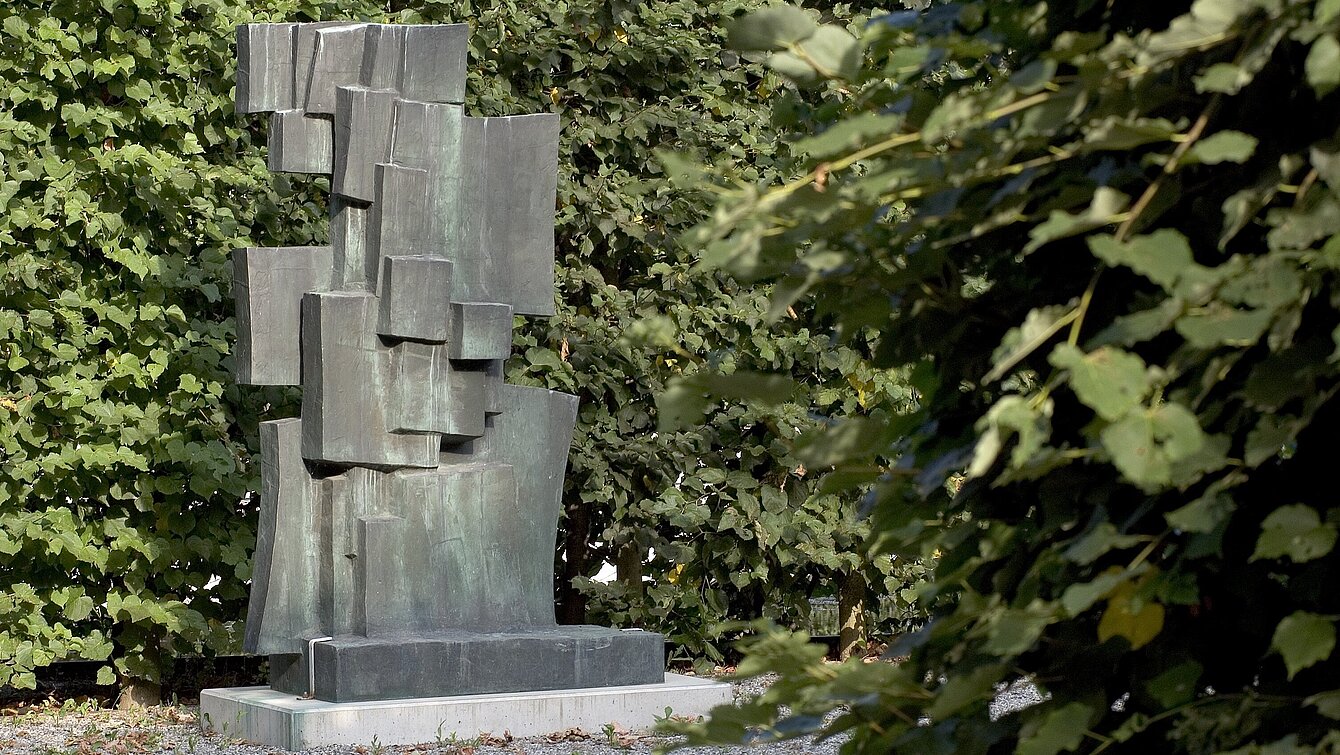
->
left=232, top=21, right=664, bottom=703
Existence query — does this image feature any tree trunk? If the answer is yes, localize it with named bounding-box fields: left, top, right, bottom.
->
left=616, top=540, right=645, bottom=600
left=837, top=569, right=867, bottom=661
left=556, top=498, right=589, bottom=624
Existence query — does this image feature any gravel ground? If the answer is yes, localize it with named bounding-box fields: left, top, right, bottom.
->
left=0, top=677, right=847, bottom=755
left=0, top=675, right=1043, bottom=755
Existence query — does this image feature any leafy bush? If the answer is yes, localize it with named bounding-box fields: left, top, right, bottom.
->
left=674, top=0, right=1340, bottom=751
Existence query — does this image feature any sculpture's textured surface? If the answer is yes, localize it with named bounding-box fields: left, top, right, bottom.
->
left=234, top=22, right=663, bottom=703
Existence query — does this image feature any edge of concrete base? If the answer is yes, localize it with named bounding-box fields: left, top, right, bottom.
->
left=199, top=672, right=733, bottom=749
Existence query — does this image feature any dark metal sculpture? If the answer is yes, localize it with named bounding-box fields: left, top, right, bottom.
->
left=233, top=22, right=663, bottom=703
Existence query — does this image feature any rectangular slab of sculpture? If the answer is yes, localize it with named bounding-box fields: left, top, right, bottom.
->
left=232, top=21, right=664, bottom=704
left=233, top=245, right=333, bottom=385
left=450, top=302, right=512, bottom=360
left=236, top=23, right=295, bottom=113
left=378, top=256, right=452, bottom=341
left=332, top=86, right=396, bottom=202
left=369, top=164, right=431, bottom=283
left=268, top=110, right=334, bottom=174
left=300, top=292, right=439, bottom=468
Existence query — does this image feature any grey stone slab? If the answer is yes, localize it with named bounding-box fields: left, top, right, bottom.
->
left=333, top=86, right=397, bottom=201
left=244, top=418, right=324, bottom=656
left=236, top=23, right=295, bottom=113
left=387, top=100, right=475, bottom=277
left=293, top=22, right=360, bottom=111
left=299, top=291, right=439, bottom=467
left=369, top=164, right=431, bottom=292
left=386, top=462, right=517, bottom=630
left=438, top=385, right=579, bottom=621
left=481, top=359, right=504, bottom=415
left=448, top=302, right=512, bottom=360
left=201, top=674, right=732, bottom=748
left=478, top=114, right=560, bottom=316
left=355, top=515, right=409, bottom=637
left=359, top=24, right=406, bottom=90
left=377, top=256, right=452, bottom=342
left=305, top=24, right=370, bottom=115
left=321, top=468, right=373, bottom=637
left=385, top=341, right=486, bottom=440
left=232, top=245, right=334, bottom=386
left=329, top=196, right=371, bottom=291
left=268, top=110, right=334, bottom=174
left=308, top=627, right=665, bottom=702
left=400, top=24, right=468, bottom=104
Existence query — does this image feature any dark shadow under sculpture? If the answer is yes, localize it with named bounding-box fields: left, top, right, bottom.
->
left=233, top=21, right=664, bottom=703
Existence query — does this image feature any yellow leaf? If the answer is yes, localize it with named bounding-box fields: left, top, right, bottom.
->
left=1098, top=580, right=1164, bottom=649
left=549, top=87, right=562, bottom=105
left=667, top=563, right=686, bottom=584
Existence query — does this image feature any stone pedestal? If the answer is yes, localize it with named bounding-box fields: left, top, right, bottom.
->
left=200, top=673, right=733, bottom=750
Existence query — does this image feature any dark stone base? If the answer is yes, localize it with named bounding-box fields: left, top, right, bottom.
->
left=269, top=625, right=665, bottom=702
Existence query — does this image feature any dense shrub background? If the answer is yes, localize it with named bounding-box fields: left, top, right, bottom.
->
left=673, top=1, right=1340, bottom=752
left=0, top=0, right=918, bottom=689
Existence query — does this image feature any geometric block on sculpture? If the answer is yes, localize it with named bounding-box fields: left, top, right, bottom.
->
left=400, top=25, right=468, bottom=105
left=355, top=515, right=408, bottom=637
left=244, top=418, right=324, bottom=656
left=333, top=86, right=396, bottom=202
left=370, top=164, right=431, bottom=289
left=378, top=256, right=452, bottom=342
left=268, top=110, right=334, bottom=174
left=438, top=385, right=579, bottom=617
left=330, top=196, right=371, bottom=291
left=232, top=246, right=334, bottom=385
left=299, top=291, right=439, bottom=468
left=386, top=341, right=486, bottom=440
left=478, top=114, right=560, bottom=316
left=294, top=22, right=361, bottom=114
left=448, top=302, right=513, bottom=360
left=360, top=24, right=406, bottom=91
left=305, top=25, right=369, bottom=115
left=236, top=23, right=296, bottom=114
left=296, top=626, right=666, bottom=702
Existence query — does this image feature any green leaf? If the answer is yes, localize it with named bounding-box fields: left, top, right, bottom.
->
left=727, top=6, right=816, bottom=51
left=795, top=25, right=862, bottom=80
left=986, top=305, right=1076, bottom=383
left=1195, top=63, right=1252, bottom=94
left=1101, top=404, right=1206, bottom=491
left=96, top=665, right=116, bottom=685
left=1166, top=495, right=1235, bottom=533
left=1252, top=504, right=1338, bottom=562
left=1064, top=523, right=1143, bottom=565
left=1186, top=131, right=1258, bottom=165
left=1017, top=703, right=1094, bottom=755
left=1304, top=689, right=1340, bottom=719
left=1145, top=660, right=1203, bottom=708
left=1271, top=612, right=1336, bottom=679
left=657, top=372, right=797, bottom=431
left=1086, top=229, right=1195, bottom=290
left=1024, top=188, right=1129, bottom=253
left=1175, top=305, right=1273, bottom=348
left=1306, top=35, right=1340, bottom=97
left=1050, top=344, right=1149, bottom=422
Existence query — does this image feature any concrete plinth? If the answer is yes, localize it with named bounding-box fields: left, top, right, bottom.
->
left=200, top=673, right=732, bottom=750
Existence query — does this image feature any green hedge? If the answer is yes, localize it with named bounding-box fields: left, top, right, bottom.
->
left=0, top=0, right=913, bottom=688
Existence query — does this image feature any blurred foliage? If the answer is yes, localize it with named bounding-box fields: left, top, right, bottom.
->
left=0, top=0, right=925, bottom=687
left=666, top=0, right=1340, bottom=751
